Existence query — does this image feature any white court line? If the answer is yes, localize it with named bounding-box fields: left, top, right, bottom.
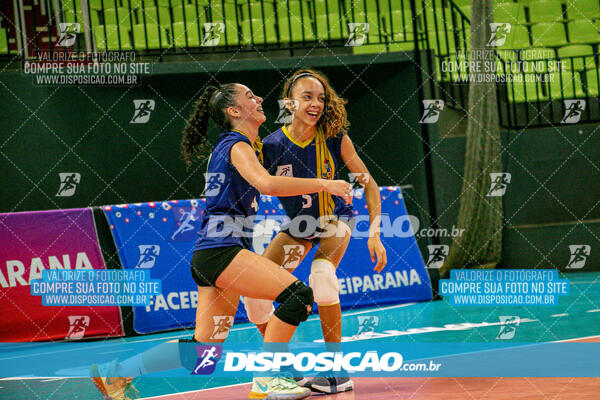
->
left=98, top=349, right=132, bottom=355
left=4, top=330, right=599, bottom=398
left=139, top=381, right=251, bottom=399
left=0, top=303, right=419, bottom=360
left=139, top=332, right=600, bottom=399
left=132, top=303, right=417, bottom=338
left=3, top=303, right=597, bottom=387
left=0, top=377, right=56, bottom=381
left=405, top=333, right=600, bottom=366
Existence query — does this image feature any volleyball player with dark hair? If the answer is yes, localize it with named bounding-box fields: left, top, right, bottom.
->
left=244, top=70, right=387, bottom=394
left=91, top=82, right=354, bottom=400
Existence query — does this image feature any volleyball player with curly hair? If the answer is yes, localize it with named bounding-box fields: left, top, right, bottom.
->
left=244, top=70, right=387, bottom=394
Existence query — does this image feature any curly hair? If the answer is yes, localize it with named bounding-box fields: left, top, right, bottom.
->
left=180, top=83, right=238, bottom=169
left=282, top=69, right=349, bottom=139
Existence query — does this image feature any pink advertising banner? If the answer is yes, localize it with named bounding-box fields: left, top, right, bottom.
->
left=0, top=208, right=123, bottom=341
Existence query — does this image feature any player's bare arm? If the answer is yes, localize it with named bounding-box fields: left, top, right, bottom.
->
left=231, top=141, right=353, bottom=203
left=340, top=134, right=387, bottom=273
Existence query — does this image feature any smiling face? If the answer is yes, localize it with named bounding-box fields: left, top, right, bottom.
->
left=227, top=84, right=266, bottom=127
left=287, top=77, right=326, bottom=128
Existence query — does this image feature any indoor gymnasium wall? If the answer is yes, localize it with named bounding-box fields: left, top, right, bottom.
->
left=502, top=123, right=600, bottom=270
left=429, top=115, right=600, bottom=270
left=0, top=54, right=431, bottom=220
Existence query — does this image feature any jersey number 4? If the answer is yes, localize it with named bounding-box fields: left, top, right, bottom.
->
left=302, top=194, right=312, bottom=209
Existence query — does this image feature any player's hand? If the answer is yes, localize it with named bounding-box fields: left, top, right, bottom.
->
left=323, top=180, right=353, bottom=204
left=368, top=236, right=387, bottom=273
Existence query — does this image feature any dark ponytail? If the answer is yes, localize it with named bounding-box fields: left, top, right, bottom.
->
left=181, top=83, right=239, bottom=169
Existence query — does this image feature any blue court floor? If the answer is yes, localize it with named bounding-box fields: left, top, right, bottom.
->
left=1, top=271, right=599, bottom=400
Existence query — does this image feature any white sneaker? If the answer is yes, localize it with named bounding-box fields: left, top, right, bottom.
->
left=248, top=377, right=311, bottom=399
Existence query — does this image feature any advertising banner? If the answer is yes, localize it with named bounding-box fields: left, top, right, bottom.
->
left=103, top=188, right=431, bottom=334
left=103, top=200, right=204, bottom=334
left=0, top=208, right=124, bottom=341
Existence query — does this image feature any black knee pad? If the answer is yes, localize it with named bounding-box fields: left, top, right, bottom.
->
left=273, top=280, right=314, bottom=326
left=178, top=337, right=199, bottom=371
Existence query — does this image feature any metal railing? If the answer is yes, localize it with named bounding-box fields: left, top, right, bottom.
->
left=416, top=0, right=600, bottom=128
left=0, top=0, right=22, bottom=56
left=7, top=0, right=419, bottom=57
left=4, top=0, right=600, bottom=128
left=496, top=53, right=600, bottom=127
left=415, top=0, right=472, bottom=111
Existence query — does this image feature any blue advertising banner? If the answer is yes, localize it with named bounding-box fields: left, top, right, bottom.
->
left=103, top=200, right=205, bottom=334
left=104, top=187, right=432, bottom=334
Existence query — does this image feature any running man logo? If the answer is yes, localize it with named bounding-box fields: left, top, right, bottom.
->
left=202, top=23, right=225, bottom=46
left=56, top=172, right=81, bottom=197
left=561, top=99, right=586, bottom=124
left=275, top=99, right=299, bottom=124
left=354, top=315, right=379, bottom=338
left=566, top=244, right=591, bottom=269
left=282, top=245, right=305, bottom=269
left=209, top=316, right=234, bottom=340
left=192, top=345, right=223, bottom=374
left=65, top=315, right=90, bottom=340
left=348, top=172, right=370, bottom=189
left=487, top=23, right=511, bottom=47
left=420, top=100, right=444, bottom=124
left=171, top=207, right=198, bottom=240
left=276, top=164, right=293, bottom=177
left=135, top=245, right=161, bottom=269
left=496, top=316, right=520, bottom=339
left=130, top=99, right=155, bottom=124
left=425, top=245, right=449, bottom=269
left=203, top=172, right=225, bottom=196
left=486, top=172, right=511, bottom=197
left=346, top=23, right=370, bottom=46
left=56, top=23, right=80, bottom=47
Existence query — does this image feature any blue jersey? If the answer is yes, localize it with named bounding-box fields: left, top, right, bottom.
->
left=262, top=125, right=353, bottom=224
left=194, top=130, right=262, bottom=251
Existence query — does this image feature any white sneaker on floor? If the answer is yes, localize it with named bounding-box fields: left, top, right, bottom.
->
left=248, top=377, right=312, bottom=399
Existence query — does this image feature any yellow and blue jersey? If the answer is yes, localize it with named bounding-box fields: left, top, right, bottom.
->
left=262, top=125, right=353, bottom=227
left=194, top=130, right=262, bottom=251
